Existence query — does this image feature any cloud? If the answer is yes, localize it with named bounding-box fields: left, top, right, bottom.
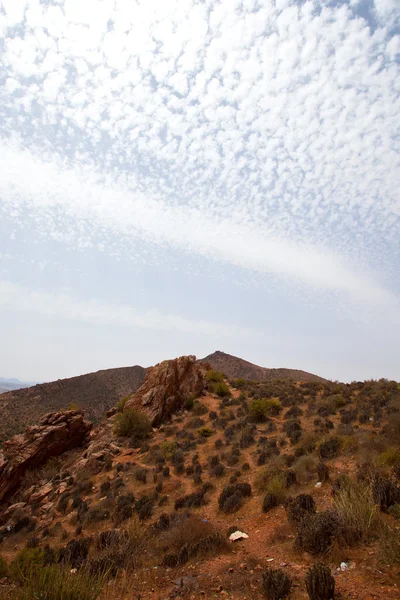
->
left=0, top=279, right=250, bottom=337
left=0, top=0, right=399, bottom=315
left=0, top=139, right=397, bottom=311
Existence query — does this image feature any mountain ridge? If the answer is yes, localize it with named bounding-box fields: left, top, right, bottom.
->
left=199, top=350, right=327, bottom=383
left=0, top=364, right=146, bottom=444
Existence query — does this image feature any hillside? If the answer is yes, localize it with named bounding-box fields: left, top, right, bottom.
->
left=0, top=378, right=37, bottom=393
left=0, top=365, right=146, bottom=444
left=200, top=350, right=327, bottom=383
left=0, top=363, right=399, bottom=600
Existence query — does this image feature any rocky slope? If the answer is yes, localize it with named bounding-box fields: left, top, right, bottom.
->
left=0, top=360, right=399, bottom=600
left=201, top=350, right=327, bottom=383
left=0, top=365, right=146, bottom=445
left=0, top=410, right=92, bottom=504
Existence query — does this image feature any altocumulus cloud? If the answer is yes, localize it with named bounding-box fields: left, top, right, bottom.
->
left=0, top=0, right=399, bottom=371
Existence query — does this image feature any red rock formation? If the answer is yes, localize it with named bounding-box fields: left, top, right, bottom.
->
left=0, top=410, right=92, bottom=504
left=124, top=355, right=205, bottom=426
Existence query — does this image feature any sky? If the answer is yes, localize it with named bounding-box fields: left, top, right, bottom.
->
left=0, top=0, right=399, bottom=383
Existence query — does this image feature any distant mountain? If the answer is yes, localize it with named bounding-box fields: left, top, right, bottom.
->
left=0, top=365, right=146, bottom=444
left=0, top=378, right=38, bottom=393
left=200, top=351, right=327, bottom=383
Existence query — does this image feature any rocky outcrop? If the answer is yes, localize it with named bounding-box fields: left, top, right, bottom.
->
left=124, top=356, right=205, bottom=426
left=0, top=411, right=92, bottom=504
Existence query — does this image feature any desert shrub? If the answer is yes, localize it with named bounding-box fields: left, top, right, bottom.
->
left=10, top=565, right=104, bottom=600
left=97, top=530, right=127, bottom=550
left=318, top=437, right=341, bottom=459
left=59, top=537, right=92, bottom=569
left=284, top=469, right=297, bottom=487
left=14, top=516, right=35, bottom=533
left=198, top=427, right=214, bottom=438
left=210, top=464, right=226, bottom=478
left=331, top=473, right=352, bottom=497
left=379, top=447, right=400, bottom=467
left=305, top=563, right=335, bottom=600
left=286, top=494, right=316, bottom=525
left=163, top=552, right=179, bottom=567
left=135, top=469, right=147, bottom=484
left=263, top=493, right=278, bottom=513
left=0, top=554, right=9, bottom=578
left=317, top=462, right=330, bottom=482
left=293, top=454, right=318, bottom=483
left=11, top=548, right=45, bottom=581
left=380, top=525, right=400, bottom=565
left=295, top=511, right=339, bottom=554
left=192, top=400, right=208, bottom=415
left=372, top=477, right=400, bottom=511
left=114, top=493, right=135, bottom=524
left=284, top=419, right=302, bottom=435
left=116, top=396, right=129, bottom=412
left=136, top=496, right=154, bottom=521
left=174, top=490, right=207, bottom=510
left=84, top=506, right=110, bottom=525
left=261, top=568, right=292, bottom=599
left=249, top=398, right=281, bottom=422
left=206, top=369, right=224, bottom=383
left=114, top=408, right=151, bottom=445
left=187, top=417, right=205, bottom=429
left=332, top=479, right=381, bottom=546
left=211, top=381, right=231, bottom=397
left=265, top=474, right=286, bottom=503
left=388, top=503, right=400, bottom=520
left=338, top=434, right=358, bottom=455
left=285, top=405, right=303, bottom=419
left=240, top=429, right=255, bottom=448
left=218, top=483, right=251, bottom=513
left=184, top=394, right=196, bottom=410
left=57, top=492, right=71, bottom=514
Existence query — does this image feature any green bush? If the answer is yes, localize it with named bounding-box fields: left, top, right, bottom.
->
left=206, top=370, right=224, bottom=383
left=292, top=454, right=318, bottom=483
left=11, top=548, right=45, bottom=582
left=380, top=525, right=400, bottom=565
left=198, top=427, right=214, bottom=438
left=249, top=398, right=281, bottom=421
left=210, top=381, right=231, bottom=397
left=184, top=395, right=195, bottom=410
left=0, top=554, right=9, bottom=578
left=160, top=440, right=179, bottom=461
left=378, top=447, right=400, bottom=467
left=232, top=378, right=247, bottom=389
left=332, top=479, right=381, bottom=546
left=10, top=565, right=104, bottom=600
left=116, top=396, right=130, bottom=412
left=388, top=504, right=400, bottom=521
left=114, top=408, right=151, bottom=445
left=265, top=474, right=286, bottom=503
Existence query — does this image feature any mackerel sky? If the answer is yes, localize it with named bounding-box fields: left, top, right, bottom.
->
left=0, top=0, right=399, bottom=383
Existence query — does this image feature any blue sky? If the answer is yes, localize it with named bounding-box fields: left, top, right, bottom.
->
left=0, top=0, right=399, bottom=383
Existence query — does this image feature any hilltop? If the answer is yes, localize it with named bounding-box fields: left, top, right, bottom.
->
left=0, top=355, right=399, bottom=600
left=200, top=350, right=327, bottom=383
left=0, top=365, right=146, bottom=444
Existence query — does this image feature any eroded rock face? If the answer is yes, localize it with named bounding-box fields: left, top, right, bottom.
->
left=124, top=355, right=205, bottom=426
left=0, top=410, right=92, bottom=504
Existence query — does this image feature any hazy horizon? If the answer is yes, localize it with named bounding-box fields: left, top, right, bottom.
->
left=1, top=0, right=399, bottom=384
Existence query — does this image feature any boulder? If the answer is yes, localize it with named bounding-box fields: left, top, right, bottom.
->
left=124, top=355, right=205, bottom=426
left=0, top=411, right=92, bottom=505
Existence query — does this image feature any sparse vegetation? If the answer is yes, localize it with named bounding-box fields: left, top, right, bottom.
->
left=113, top=408, right=151, bottom=446
left=262, top=568, right=292, bottom=599
left=305, top=564, right=335, bottom=600
left=249, top=398, right=282, bottom=421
